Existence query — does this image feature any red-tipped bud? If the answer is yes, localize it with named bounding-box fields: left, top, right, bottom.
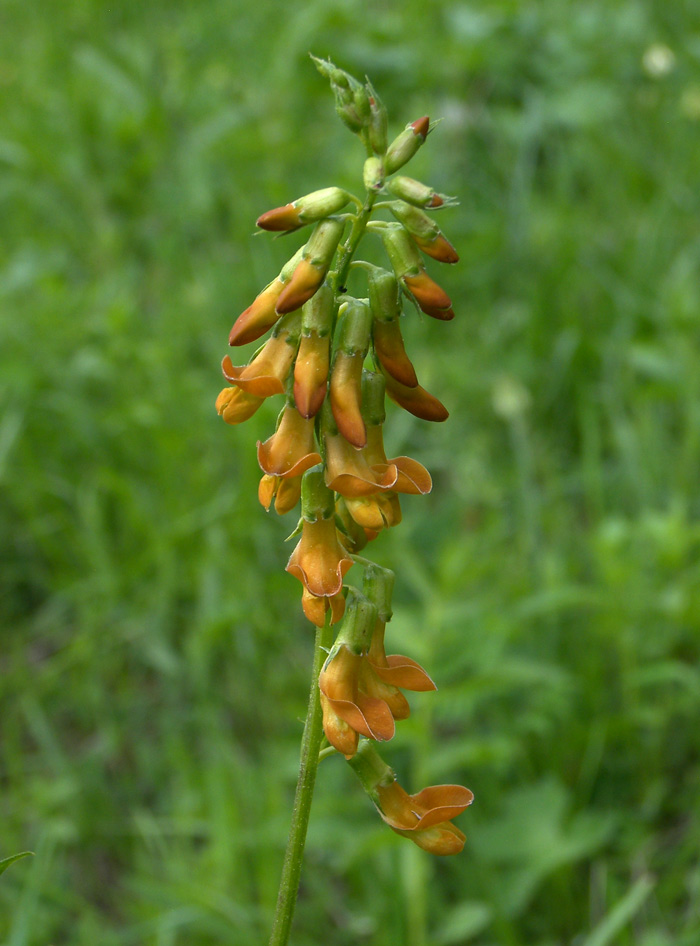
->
left=402, top=271, right=454, bottom=320
left=228, top=247, right=304, bottom=346
left=388, top=201, right=459, bottom=264
left=385, top=117, right=430, bottom=175
left=382, top=368, right=449, bottom=422
left=330, top=300, right=373, bottom=448
left=293, top=284, right=333, bottom=417
left=257, top=187, right=353, bottom=232
left=387, top=176, right=457, bottom=210
left=372, top=317, right=418, bottom=388
left=275, top=219, right=345, bottom=314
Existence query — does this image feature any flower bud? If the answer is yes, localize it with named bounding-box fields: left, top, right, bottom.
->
left=387, top=176, right=457, bottom=209
left=388, top=201, right=459, bottom=264
left=257, top=187, right=353, bottom=232
left=330, top=300, right=373, bottom=448
left=366, top=80, right=388, bottom=155
left=276, top=218, right=345, bottom=314
left=311, top=56, right=370, bottom=134
left=384, top=117, right=429, bottom=175
left=368, top=267, right=418, bottom=388
left=228, top=247, right=304, bottom=346
left=380, top=227, right=454, bottom=320
left=215, top=385, right=264, bottom=425
left=363, top=156, right=384, bottom=192
left=293, top=284, right=333, bottom=418
left=381, top=368, right=449, bottom=422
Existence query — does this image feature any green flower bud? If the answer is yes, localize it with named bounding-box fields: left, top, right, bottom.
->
left=363, top=156, right=385, bottom=192
left=384, top=117, right=430, bottom=175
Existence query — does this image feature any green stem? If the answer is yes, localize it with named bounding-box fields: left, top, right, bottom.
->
left=267, top=617, right=335, bottom=946
left=333, top=190, right=377, bottom=294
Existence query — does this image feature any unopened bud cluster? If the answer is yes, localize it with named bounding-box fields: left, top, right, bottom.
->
left=216, top=58, right=472, bottom=855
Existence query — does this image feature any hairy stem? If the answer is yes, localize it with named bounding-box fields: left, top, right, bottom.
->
left=267, top=617, right=335, bottom=946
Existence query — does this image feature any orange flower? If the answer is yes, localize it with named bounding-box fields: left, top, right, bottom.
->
left=215, top=385, right=264, bottom=425
left=375, top=780, right=473, bottom=855
left=329, top=301, right=373, bottom=449
left=222, top=315, right=300, bottom=397
left=319, top=588, right=435, bottom=756
left=257, top=187, right=352, bottom=232
left=301, top=587, right=346, bottom=627
left=347, top=742, right=473, bottom=856
left=257, top=404, right=321, bottom=479
left=286, top=515, right=353, bottom=600
left=324, top=423, right=398, bottom=497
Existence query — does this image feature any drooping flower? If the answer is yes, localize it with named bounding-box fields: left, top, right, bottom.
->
left=368, top=266, right=418, bottom=388
left=257, top=403, right=321, bottom=480
left=347, top=741, right=473, bottom=856
left=381, top=367, right=449, bottom=422
left=258, top=474, right=302, bottom=516
left=379, top=225, right=454, bottom=320
left=285, top=469, right=353, bottom=625
left=319, top=585, right=435, bottom=756
left=388, top=200, right=459, bottom=264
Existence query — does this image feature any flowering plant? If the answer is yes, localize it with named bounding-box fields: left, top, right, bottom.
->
left=217, top=56, right=472, bottom=945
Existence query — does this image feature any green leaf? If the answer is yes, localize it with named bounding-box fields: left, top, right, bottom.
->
left=0, top=851, right=34, bottom=877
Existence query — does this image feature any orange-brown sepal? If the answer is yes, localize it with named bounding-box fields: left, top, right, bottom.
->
left=382, top=369, right=449, bottom=422
left=257, top=404, right=321, bottom=478
left=372, top=317, right=418, bottom=388
left=403, top=271, right=454, bottom=320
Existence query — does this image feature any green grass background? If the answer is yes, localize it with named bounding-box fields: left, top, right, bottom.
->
left=2, top=0, right=700, bottom=943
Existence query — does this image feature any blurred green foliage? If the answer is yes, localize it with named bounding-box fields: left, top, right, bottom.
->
left=2, top=0, right=700, bottom=944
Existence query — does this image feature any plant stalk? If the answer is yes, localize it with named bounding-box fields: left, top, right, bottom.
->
left=267, top=617, right=335, bottom=946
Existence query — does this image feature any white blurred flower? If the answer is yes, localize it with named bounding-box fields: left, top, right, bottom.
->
left=492, top=375, right=531, bottom=421
left=642, top=44, right=675, bottom=79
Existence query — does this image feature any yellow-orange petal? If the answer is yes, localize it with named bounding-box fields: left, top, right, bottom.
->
left=294, top=333, right=330, bottom=418
left=371, top=654, right=437, bottom=692
left=330, top=352, right=366, bottom=449
left=320, top=693, right=360, bottom=757
left=256, top=406, right=321, bottom=478
left=412, top=233, right=459, bottom=264
left=256, top=203, right=303, bottom=232
left=373, top=318, right=418, bottom=388
left=229, top=280, right=285, bottom=346
left=276, top=259, right=324, bottom=314
left=286, top=517, right=353, bottom=597
left=393, top=821, right=467, bottom=855
left=403, top=272, right=454, bottom=320
left=301, top=587, right=345, bottom=626
left=382, top=370, right=449, bottom=422
left=390, top=457, right=432, bottom=495
left=216, top=386, right=264, bottom=424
